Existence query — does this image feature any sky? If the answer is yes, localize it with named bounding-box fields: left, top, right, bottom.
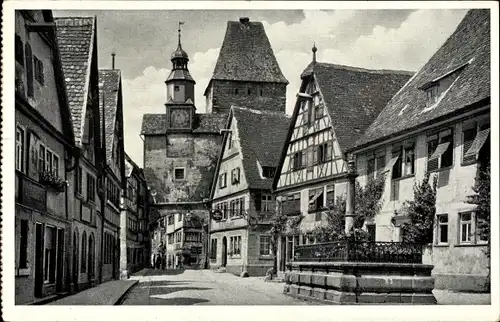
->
left=52, top=9, right=468, bottom=167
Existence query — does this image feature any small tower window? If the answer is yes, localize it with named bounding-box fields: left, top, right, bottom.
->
left=248, top=88, right=252, bottom=95
left=260, top=89, right=263, bottom=96
left=234, top=88, right=239, bottom=95
left=174, top=85, right=180, bottom=92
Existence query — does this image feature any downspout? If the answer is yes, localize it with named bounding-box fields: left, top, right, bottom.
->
left=99, top=90, right=107, bottom=284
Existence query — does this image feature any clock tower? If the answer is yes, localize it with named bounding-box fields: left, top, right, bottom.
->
left=166, top=22, right=196, bottom=131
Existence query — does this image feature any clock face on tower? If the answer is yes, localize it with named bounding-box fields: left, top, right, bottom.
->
left=170, top=108, right=190, bottom=129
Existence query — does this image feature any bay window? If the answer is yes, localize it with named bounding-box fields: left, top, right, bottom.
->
left=427, top=128, right=453, bottom=172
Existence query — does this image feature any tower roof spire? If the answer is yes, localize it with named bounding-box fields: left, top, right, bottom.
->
left=171, top=21, right=188, bottom=60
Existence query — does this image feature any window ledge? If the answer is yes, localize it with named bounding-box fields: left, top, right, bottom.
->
left=258, top=256, right=273, bottom=260
left=434, top=243, right=450, bottom=247
left=391, top=174, right=415, bottom=182
left=427, top=165, right=453, bottom=174
left=455, top=243, right=488, bottom=247
left=461, top=160, right=478, bottom=167
left=230, top=255, right=242, bottom=259
left=16, top=267, right=31, bottom=276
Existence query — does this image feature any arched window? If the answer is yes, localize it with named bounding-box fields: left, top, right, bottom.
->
left=88, top=234, right=95, bottom=279
left=81, top=231, right=87, bottom=273
left=73, top=230, right=79, bottom=278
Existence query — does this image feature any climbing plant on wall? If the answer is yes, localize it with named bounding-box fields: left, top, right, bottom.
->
left=401, top=173, right=438, bottom=244
left=467, top=162, right=491, bottom=257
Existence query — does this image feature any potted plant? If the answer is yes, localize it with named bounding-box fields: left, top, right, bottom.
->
left=39, top=170, right=66, bottom=193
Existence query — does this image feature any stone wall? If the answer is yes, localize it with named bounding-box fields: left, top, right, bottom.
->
left=144, top=133, right=222, bottom=203
left=210, top=80, right=286, bottom=113
left=284, top=261, right=436, bottom=304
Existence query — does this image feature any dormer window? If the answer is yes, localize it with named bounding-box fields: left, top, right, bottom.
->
left=262, top=166, right=275, bottom=179
left=426, top=84, right=439, bottom=106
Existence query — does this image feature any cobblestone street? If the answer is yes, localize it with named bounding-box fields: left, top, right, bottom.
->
left=121, top=269, right=313, bottom=305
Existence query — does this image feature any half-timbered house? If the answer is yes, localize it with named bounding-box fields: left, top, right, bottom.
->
left=55, top=16, right=103, bottom=292
left=272, top=47, right=412, bottom=275
left=209, top=106, right=290, bottom=276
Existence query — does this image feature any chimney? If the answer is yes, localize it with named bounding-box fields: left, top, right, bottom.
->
left=239, top=17, right=250, bottom=24
left=111, top=52, right=116, bottom=70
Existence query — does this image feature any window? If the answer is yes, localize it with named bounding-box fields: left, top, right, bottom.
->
left=391, top=143, right=415, bottom=179
left=219, top=173, right=227, bottom=188
left=308, top=188, right=324, bottom=212
left=326, top=185, right=335, bottom=206
left=262, top=166, right=275, bottom=178
left=282, top=193, right=301, bottom=215
left=16, top=126, right=25, bottom=172
left=178, top=213, right=183, bottom=222
left=168, top=215, right=174, bottom=225
left=174, top=168, right=185, bottom=180
left=261, top=194, right=273, bottom=212
left=15, top=34, right=24, bottom=65
left=260, top=88, right=263, bottom=96
left=459, top=213, right=472, bottom=243
left=228, top=133, right=233, bottom=149
left=39, top=145, right=46, bottom=173
left=230, top=236, right=241, bottom=256
left=222, top=202, right=228, bottom=220
left=292, top=151, right=305, bottom=170
left=25, top=43, right=34, bottom=97
left=33, top=56, right=44, bottom=85
left=87, top=174, right=96, bottom=202
left=234, top=88, right=239, bottom=95
left=81, top=232, right=87, bottom=273
left=174, top=85, right=180, bottom=91
left=367, top=155, right=375, bottom=180
left=437, top=214, right=448, bottom=244
left=210, top=239, right=217, bottom=259
left=19, top=220, right=29, bottom=269
left=427, top=129, right=453, bottom=172
left=231, top=168, right=240, bottom=184
left=462, top=121, right=490, bottom=164
left=426, top=85, right=439, bottom=106
left=318, top=142, right=332, bottom=164
left=314, top=96, right=323, bottom=119
left=259, top=236, right=271, bottom=256
left=46, top=150, right=53, bottom=172
left=44, top=226, right=56, bottom=283
left=168, top=233, right=174, bottom=244
left=247, top=88, right=251, bottom=95
left=52, top=156, right=59, bottom=176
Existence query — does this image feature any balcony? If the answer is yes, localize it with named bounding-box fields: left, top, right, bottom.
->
left=256, top=212, right=274, bottom=224
left=293, top=240, right=423, bottom=264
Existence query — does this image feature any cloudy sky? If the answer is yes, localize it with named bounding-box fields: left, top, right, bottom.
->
left=53, top=9, right=468, bottom=167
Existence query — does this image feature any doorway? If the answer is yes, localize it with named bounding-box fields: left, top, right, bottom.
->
left=222, top=236, right=227, bottom=267
left=56, top=228, right=64, bottom=292
left=34, top=223, right=44, bottom=298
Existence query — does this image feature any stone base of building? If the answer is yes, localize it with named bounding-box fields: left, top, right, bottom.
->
left=224, top=264, right=273, bottom=277
left=433, top=273, right=490, bottom=293
left=283, top=261, right=436, bottom=305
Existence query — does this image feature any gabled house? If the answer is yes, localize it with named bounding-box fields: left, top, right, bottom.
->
left=15, top=10, right=76, bottom=304
left=99, top=69, right=126, bottom=281
left=348, top=9, right=491, bottom=293
left=55, top=16, right=103, bottom=292
left=122, top=153, right=150, bottom=274
left=209, top=106, right=290, bottom=276
left=272, top=47, right=412, bottom=275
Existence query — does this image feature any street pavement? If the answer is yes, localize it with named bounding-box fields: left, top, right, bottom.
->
left=120, top=269, right=315, bottom=305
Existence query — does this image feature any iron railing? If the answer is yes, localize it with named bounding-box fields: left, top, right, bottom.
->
left=293, top=240, right=423, bottom=264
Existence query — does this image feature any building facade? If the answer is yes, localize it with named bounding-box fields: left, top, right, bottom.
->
left=350, top=9, right=491, bottom=293
left=209, top=107, right=290, bottom=276
left=121, top=153, right=151, bottom=274
left=272, top=49, right=412, bottom=276
left=55, top=16, right=103, bottom=292
left=15, top=10, right=77, bottom=304
left=99, top=69, right=126, bottom=281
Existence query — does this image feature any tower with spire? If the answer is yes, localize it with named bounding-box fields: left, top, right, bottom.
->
left=165, top=22, right=196, bottom=131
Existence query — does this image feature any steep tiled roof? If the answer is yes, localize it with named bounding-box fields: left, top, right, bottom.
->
left=208, top=19, right=288, bottom=86
left=233, top=106, right=290, bottom=190
left=354, top=9, right=490, bottom=149
left=308, top=62, right=413, bottom=152
left=99, top=69, right=121, bottom=163
left=140, top=113, right=226, bottom=135
left=55, top=17, right=96, bottom=146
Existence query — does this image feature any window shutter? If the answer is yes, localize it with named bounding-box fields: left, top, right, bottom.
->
left=301, top=151, right=306, bottom=168
left=326, top=141, right=333, bottom=161
left=255, top=193, right=262, bottom=211
left=25, top=43, right=34, bottom=97
left=313, top=146, right=318, bottom=165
